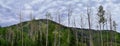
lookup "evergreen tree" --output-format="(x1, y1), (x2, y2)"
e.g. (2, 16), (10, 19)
(97, 5), (105, 46)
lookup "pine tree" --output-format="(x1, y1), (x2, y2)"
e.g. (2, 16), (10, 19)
(97, 5), (105, 46)
(97, 5), (106, 30)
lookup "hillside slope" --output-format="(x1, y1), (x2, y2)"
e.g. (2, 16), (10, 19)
(0, 19), (120, 46)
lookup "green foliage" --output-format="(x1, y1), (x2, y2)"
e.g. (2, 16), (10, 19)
(97, 5), (106, 24)
(0, 19), (120, 46)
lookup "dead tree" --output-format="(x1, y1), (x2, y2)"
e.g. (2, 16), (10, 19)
(54, 27), (57, 46)
(67, 6), (72, 45)
(73, 16), (78, 46)
(45, 12), (51, 46)
(46, 13), (49, 46)
(109, 12), (113, 46)
(29, 12), (34, 39)
(87, 6), (93, 46)
(80, 14), (84, 46)
(7, 27), (14, 46)
(19, 11), (24, 46)
(39, 19), (43, 46)
(57, 11), (61, 46)
(105, 12), (109, 46)
(113, 21), (117, 46)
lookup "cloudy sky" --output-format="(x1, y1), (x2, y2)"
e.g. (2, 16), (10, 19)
(0, 0), (120, 32)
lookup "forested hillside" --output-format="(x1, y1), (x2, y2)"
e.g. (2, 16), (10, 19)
(0, 19), (120, 46)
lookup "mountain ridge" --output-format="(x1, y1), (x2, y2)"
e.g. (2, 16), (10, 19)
(0, 19), (120, 46)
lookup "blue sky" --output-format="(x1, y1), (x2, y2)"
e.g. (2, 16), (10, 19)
(0, 0), (120, 32)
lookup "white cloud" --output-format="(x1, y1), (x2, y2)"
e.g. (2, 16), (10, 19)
(0, 0), (120, 32)
(24, 4), (32, 10)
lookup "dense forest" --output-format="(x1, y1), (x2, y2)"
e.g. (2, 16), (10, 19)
(0, 5), (120, 46)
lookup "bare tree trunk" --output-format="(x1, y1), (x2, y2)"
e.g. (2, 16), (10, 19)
(46, 19), (48, 46)
(58, 12), (61, 46)
(16, 24), (19, 46)
(53, 13), (58, 46)
(19, 11), (23, 46)
(109, 13), (113, 46)
(46, 13), (49, 46)
(73, 17), (78, 46)
(39, 21), (43, 46)
(67, 7), (72, 46)
(113, 21), (117, 46)
(103, 23), (105, 30)
(54, 29), (57, 46)
(106, 21), (109, 46)
(105, 15), (109, 46)
(8, 27), (14, 46)
(114, 30), (117, 46)
(99, 23), (103, 46)
(80, 14), (84, 46)
(96, 24), (100, 46)
(21, 16), (23, 46)
(67, 16), (70, 45)
(30, 13), (33, 37)
(12, 28), (14, 46)
(87, 7), (93, 46)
